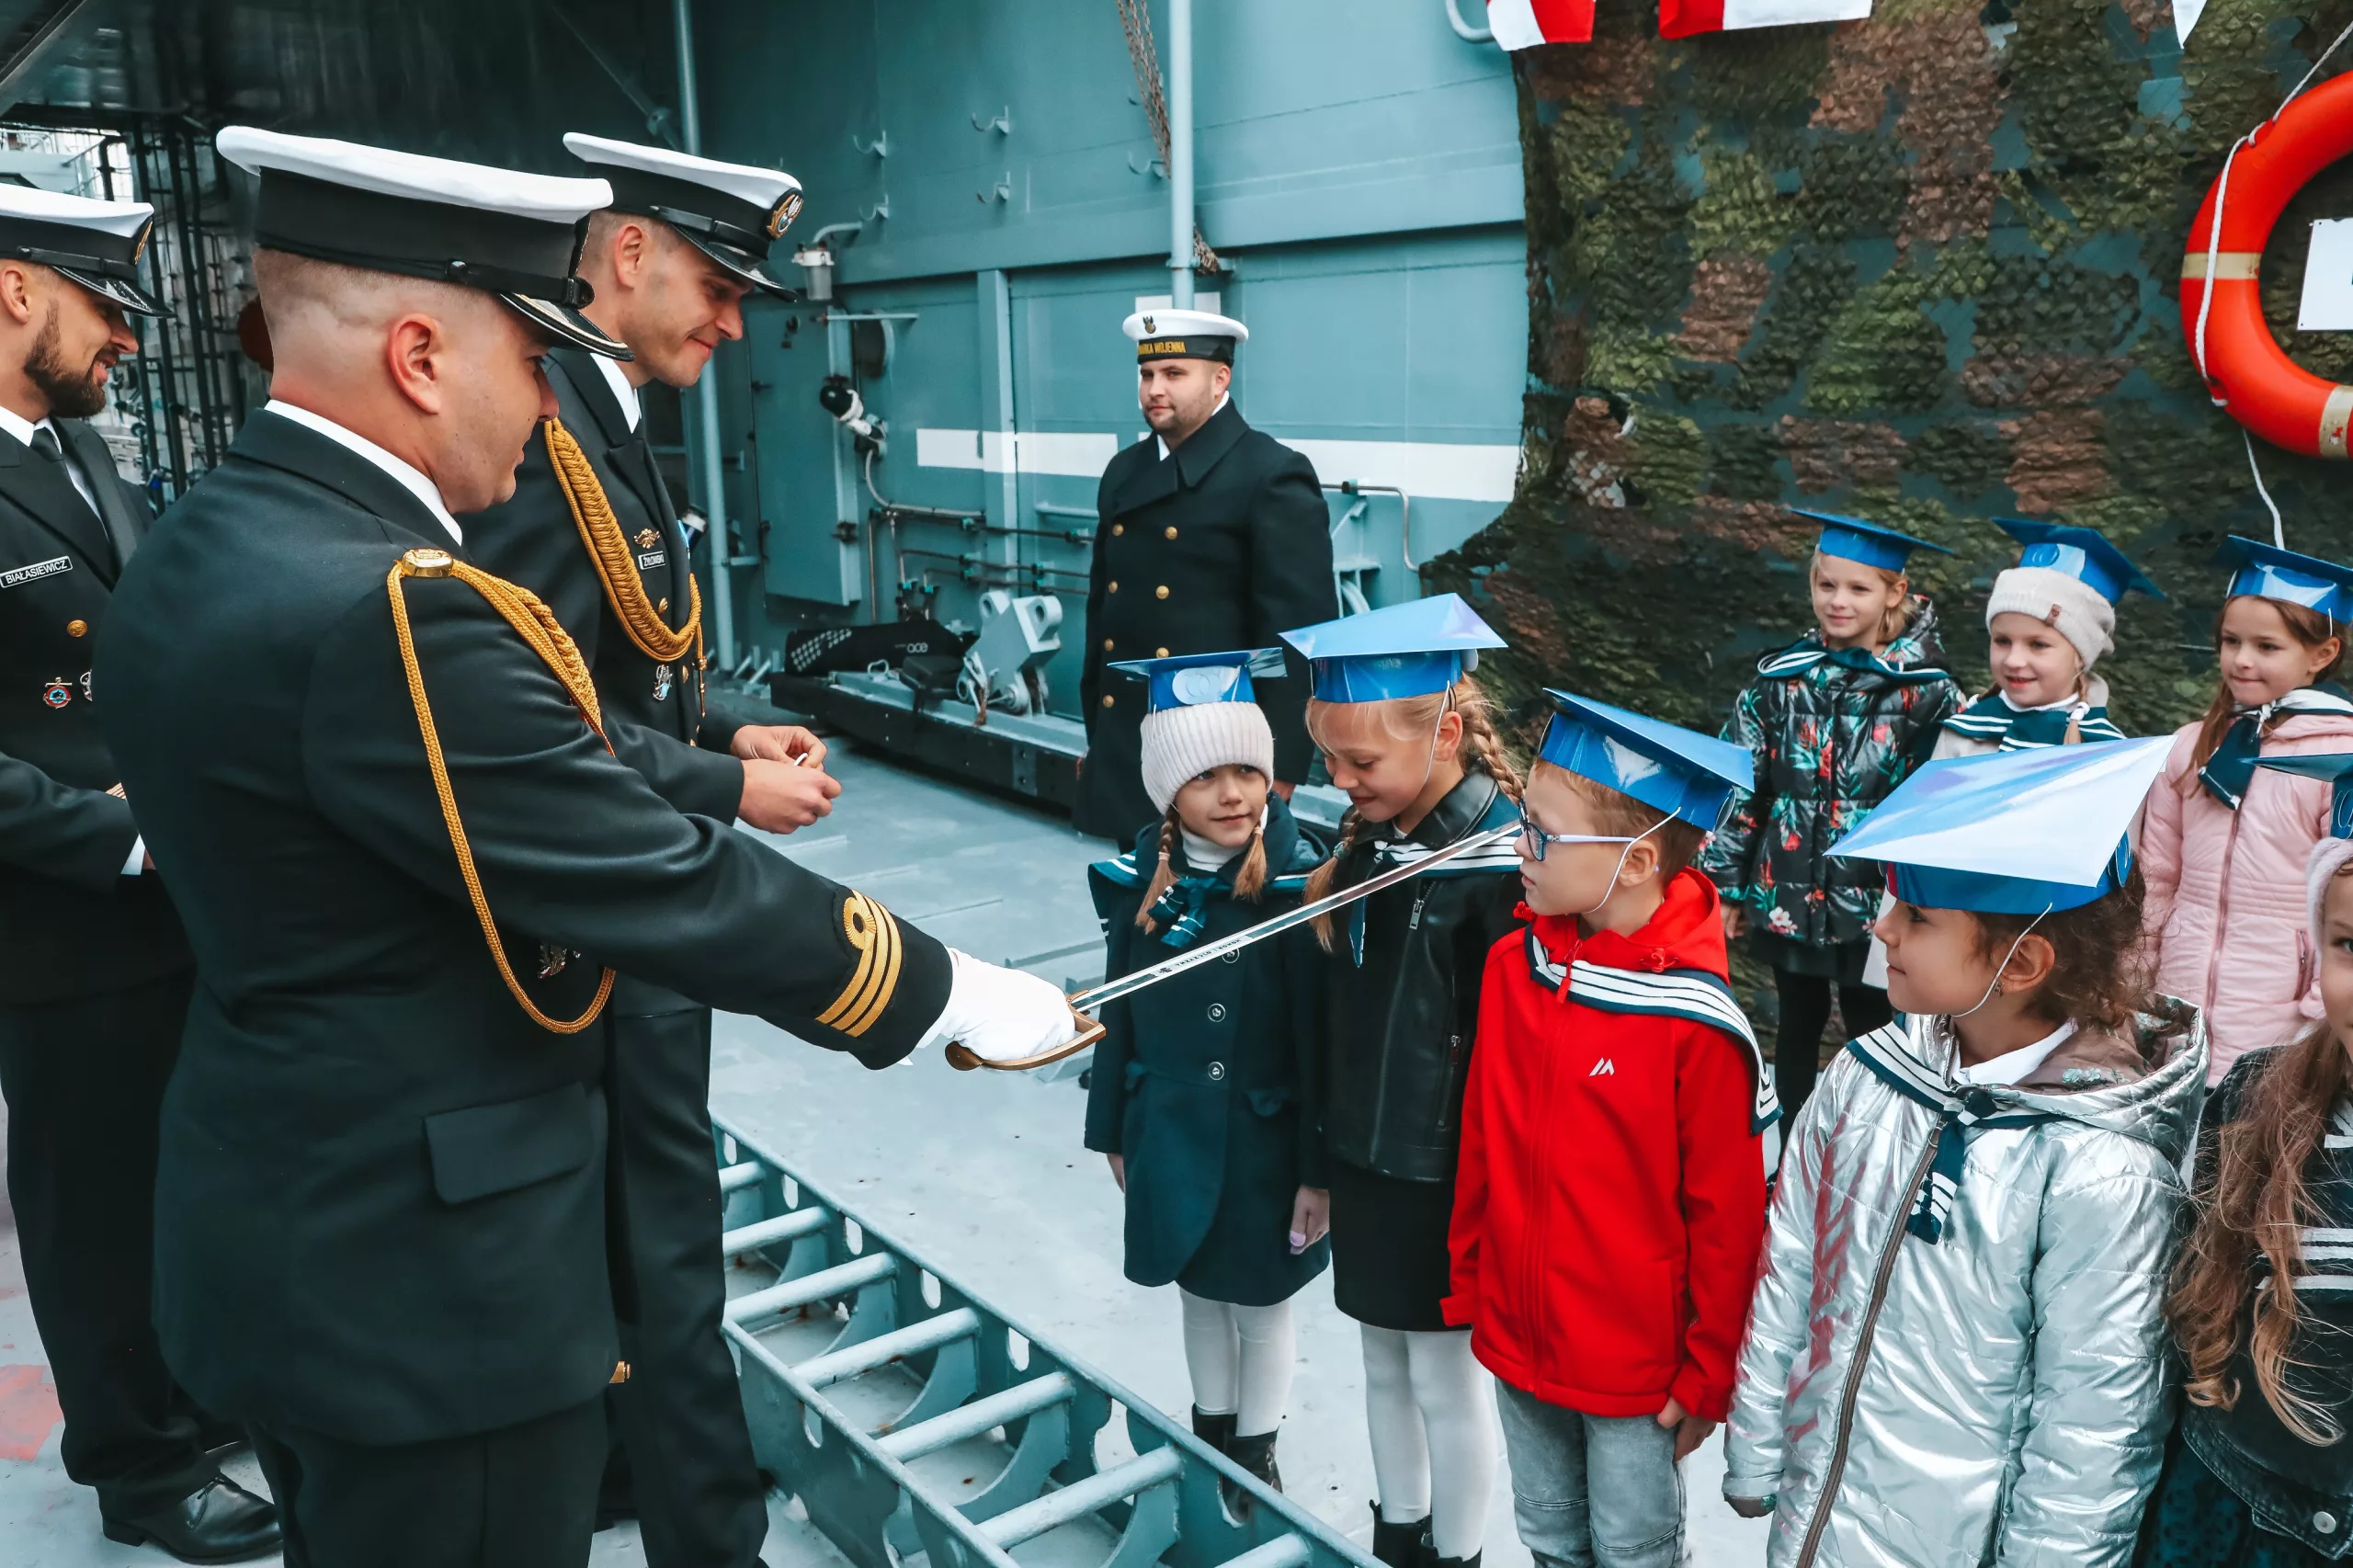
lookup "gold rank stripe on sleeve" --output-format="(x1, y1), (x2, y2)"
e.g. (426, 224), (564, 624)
(816, 891), (904, 1039)
(543, 417), (704, 671)
(386, 547), (617, 1035)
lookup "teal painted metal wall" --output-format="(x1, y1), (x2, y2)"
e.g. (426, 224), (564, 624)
(688, 0), (1528, 716)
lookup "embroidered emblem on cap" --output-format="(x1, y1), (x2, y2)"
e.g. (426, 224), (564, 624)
(766, 190), (801, 239)
(1142, 314), (1155, 333)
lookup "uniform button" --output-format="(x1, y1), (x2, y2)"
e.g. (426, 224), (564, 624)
(1108, 581), (1119, 593)
(1207, 1003), (1227, 1023)
(1154, 585), (1169, 599)
(1103, 638), (1115, 652)
(1112, 523), (1124, 536)
(2319, 1513), (2340, 1535)
(1165, 526), (1178, 540)
(65, 619), (86, 638)
(1155, 647), (1169, 657)
(1207, 1061), (1226, 1080)
(611, 1360), (632, 1383)
(1101, 694), (1116, 709)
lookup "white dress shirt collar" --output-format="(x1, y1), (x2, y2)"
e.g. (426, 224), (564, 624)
(262, 399), (462, 546)
(1955, 1019), (2076, 1087)
(0, 403), (98, 514)
(1156, 392), (1230, 462)
(594, 353), (642, 432)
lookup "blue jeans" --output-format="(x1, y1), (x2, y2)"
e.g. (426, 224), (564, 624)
(1495, 1381), (1688, 1568)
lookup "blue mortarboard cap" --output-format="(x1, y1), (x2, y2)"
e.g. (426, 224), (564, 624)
(2255, 752), (2353, 839)
(1108, 647), (1286, 714)
(1536, 690), (1755, 828)
(1994, 518), (2165, 605)
(1796, 509), (1956, 574)
(2215, 536), (2353, 620)
(1279, 594), (1506, 703)
(1826, 737), (2172, 915)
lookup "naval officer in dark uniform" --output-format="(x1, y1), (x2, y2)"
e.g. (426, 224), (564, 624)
(98, 127), (1075, 1568)
(468, 132), (824, 1568)
(1074, 308), (1335, 839)
(0, 186), (279, 1562)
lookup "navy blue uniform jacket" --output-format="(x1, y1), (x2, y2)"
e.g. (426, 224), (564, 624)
(1084, 793), (1330, 1305)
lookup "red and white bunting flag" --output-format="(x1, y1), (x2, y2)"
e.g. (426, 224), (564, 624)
(1488, 0), (1596, 47)
(1657, 0), (1870, 36)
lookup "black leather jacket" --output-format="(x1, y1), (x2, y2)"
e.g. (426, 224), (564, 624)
(1319, 772), (1524, 1183)
(2179, 1050), (2353, 1558)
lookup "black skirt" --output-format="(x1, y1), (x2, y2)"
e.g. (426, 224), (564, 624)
(1327, 1158), (1459, 1332)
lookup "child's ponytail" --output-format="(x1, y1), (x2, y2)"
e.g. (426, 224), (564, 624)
(1233, 820), (1269, 903)
(1303, 808), (1361, 952)
(1135, 808), (1182, 934)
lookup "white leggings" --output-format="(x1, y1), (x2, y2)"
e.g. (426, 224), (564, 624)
(1361, 1325), (1495, 1562)
(1179, 1288), (1297, 1437)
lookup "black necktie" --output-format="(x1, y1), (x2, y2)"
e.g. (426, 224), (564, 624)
(31, 426), (90, 516)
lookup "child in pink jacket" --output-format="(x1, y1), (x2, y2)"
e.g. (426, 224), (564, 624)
(2142, 537), (2353, 1084)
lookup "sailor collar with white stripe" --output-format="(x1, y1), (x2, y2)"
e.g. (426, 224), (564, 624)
(1942, 689), (2125, 750)
(262, 399), (462, 546)
(1520, 924), (1779, 1133)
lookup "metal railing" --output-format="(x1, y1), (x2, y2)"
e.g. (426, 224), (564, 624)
(712, 1113), (1373, 1568)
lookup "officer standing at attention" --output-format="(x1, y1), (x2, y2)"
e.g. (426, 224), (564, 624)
(97, 127), (1074, 1568)
(467, 131), (824, 1568)
(1074, 308), (1335, 839)
(0, 186), (279, 1562)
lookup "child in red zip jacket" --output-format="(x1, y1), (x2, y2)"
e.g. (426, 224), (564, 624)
(1446, 690), (1775, 1568)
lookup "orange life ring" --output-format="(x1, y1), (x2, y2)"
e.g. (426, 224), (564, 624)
(2181, 71), (2353, 459)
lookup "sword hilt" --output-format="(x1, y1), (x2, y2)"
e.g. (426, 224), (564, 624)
(944, 1002), (1106, 1073)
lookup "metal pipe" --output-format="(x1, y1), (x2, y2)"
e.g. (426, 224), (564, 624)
(675, 0), (736, 670)
(1167, 0), (1195, 308)
(807, 221), (862, 249)
(1321, 481), (1417, 572)
(1444, 0), (1495, 40)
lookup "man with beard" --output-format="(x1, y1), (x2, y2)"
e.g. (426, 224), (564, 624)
(1074, 309), (1335, 839)
(0, 186), (280, 1562)
(467, 134), (829, 1567)
(97, 128), (1073, 1567)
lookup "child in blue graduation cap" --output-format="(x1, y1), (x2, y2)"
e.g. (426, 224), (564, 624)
(1445, 692), (1769, 1568)
(2143, 805), (2353, 1568)
(1281, 594), (1525, 1568)
(1699, 512), (1962, 1120)
(1724, 740), (2207, 1567)
(2142, 537), (2353, 1085)
(1083, 650), (1330, 1506)
(1933, 519), (2157, 758)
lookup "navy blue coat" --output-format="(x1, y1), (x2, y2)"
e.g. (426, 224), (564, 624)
(1084, 795), (1330, 1306)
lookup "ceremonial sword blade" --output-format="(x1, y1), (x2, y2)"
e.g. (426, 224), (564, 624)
(1069, 823), (1520, 1012)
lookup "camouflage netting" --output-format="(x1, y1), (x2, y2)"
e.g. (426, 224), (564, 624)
(1436, 0), (2353, 741)
(1428, 0), (2353, 1018)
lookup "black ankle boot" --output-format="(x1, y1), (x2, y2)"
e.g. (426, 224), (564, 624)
(1370, 1505), (1430, 1568)
(1219, 1429), (1281, 1518)
(1191, 1407), (1236, 1455)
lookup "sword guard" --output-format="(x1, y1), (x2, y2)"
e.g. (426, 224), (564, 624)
(944, 1002), (1105, 1073)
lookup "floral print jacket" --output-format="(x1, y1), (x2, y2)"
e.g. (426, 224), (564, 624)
(1699, 597), (1961, 949)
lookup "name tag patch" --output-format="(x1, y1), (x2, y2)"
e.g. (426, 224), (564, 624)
(636, 551), (666, 571)
(2, 556), (70, 589)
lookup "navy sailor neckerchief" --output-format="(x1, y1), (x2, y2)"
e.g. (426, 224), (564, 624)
(1941, 690), (2125, 751)
(1755, 637), (1949, 686)
(2197, 683), (2353, 811)
(1341, 774), (1520, 966)
(1846, 1019), (2063, 1244)
(1092, 803), (1316, 950)
(1520, 918), (1780, 1135)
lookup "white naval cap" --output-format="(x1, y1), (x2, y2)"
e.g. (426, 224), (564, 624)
(563, 132), (801, 296)
(213, 125), (629, 359)
(1122, 306), (1247, 365)
(0, 185), (162, 316)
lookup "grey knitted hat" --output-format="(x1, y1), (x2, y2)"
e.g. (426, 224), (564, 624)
(1140, 700), (1276, 814)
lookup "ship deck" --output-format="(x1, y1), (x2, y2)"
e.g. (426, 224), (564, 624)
(0, 733), (1756, 1566)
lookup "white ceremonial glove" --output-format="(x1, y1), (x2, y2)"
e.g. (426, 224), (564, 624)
(917, 949), (1075, 1063)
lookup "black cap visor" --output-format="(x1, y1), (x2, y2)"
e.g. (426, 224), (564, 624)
(52, 264), (162, 317)
(674, 229), (793, 299)
(502, 293), (631, 359)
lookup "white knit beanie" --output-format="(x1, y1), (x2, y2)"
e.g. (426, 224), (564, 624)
(1984, 564), (2115, 671)
(1140, 700), (1276, 814)
(2309, 835), (2353, 964)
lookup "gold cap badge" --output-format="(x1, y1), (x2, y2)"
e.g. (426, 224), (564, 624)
(766, 191), (801, 240)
